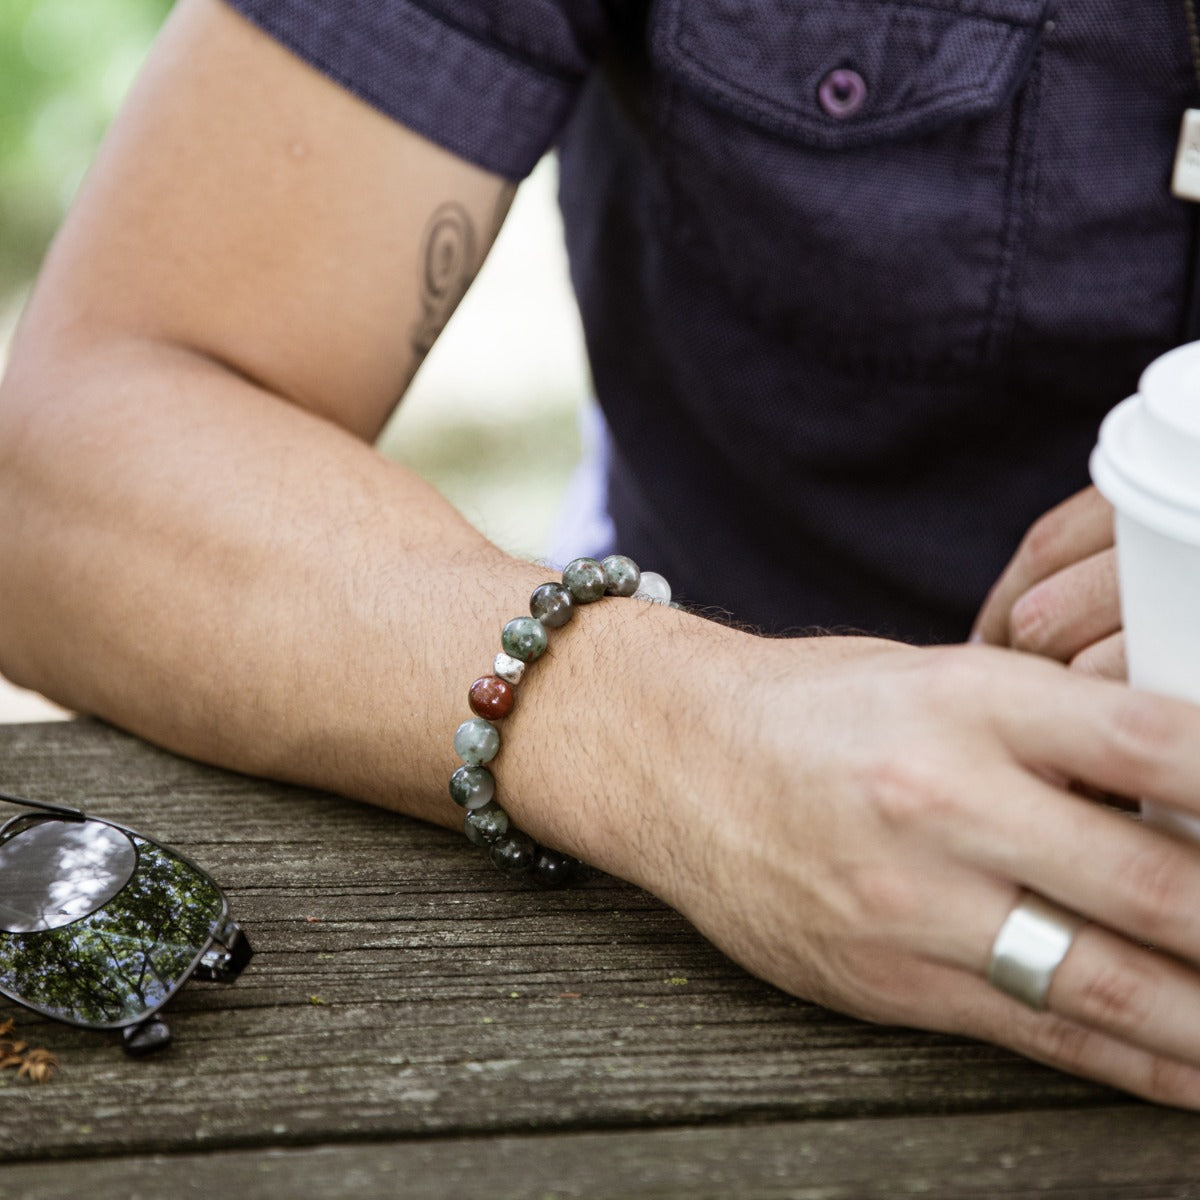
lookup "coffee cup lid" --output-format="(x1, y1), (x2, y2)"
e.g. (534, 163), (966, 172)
(1091, 342), (1200, 542)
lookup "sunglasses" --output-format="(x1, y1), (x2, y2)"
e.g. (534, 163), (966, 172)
(0, 791), (252, 1056)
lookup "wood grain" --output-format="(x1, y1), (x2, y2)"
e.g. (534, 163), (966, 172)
(3, 1108), (1199, 1200)
(0, 720), (1137, 1179)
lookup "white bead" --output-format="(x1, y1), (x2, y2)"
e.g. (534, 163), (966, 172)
(633, 571), (672, 605)
(493, 652), (526, 685)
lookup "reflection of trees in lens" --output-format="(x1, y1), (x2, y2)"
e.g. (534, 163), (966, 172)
(0, 839), (222, 1025)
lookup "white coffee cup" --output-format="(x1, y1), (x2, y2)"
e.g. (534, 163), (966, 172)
(1090, 341), (1200, 840)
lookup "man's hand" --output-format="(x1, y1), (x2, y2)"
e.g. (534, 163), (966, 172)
(643, 636), (1200, 1110)
(971, 487), (1124, 678)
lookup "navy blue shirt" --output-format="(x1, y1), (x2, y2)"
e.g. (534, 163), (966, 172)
(224, 0), (1197, 642)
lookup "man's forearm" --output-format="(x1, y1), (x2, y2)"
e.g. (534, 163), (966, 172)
(0, 332), (730, 880)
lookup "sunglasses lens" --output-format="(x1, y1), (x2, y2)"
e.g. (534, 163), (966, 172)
(0, 819), (137, 934)
(0, 818), (224, 1026)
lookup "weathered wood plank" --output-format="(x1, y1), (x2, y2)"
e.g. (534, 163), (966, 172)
(0, 721), (1112, 1163)
(3, 1107), (1199, 1200)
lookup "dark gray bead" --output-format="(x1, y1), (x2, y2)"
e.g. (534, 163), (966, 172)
(530, 848), (577, 888)
(562, 557), (607, 603)
(465, 801), (510, 846)
(449, 765), (495, 810)
(601, 554), (641, 597)
(530, 582), (574, 628)
(490, 831), (536, 874)
(501, 616), (548, 662)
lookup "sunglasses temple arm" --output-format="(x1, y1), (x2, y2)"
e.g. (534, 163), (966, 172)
(194, 918), (253, 983)
(0, 791), (86, 819)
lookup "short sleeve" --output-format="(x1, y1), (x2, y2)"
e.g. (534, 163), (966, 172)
(221, 0), (609, 180)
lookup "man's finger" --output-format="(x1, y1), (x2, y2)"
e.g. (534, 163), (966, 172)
(871, 954), (1200, 1109)
(938, 960), (1200, 1110)
(973, 487), (1115, 645)
(1006, 550), (1121, 662)
(1070, 632), (1127, 681)
(987, 655), (1200, 818)
(963, 765), (1200, 974)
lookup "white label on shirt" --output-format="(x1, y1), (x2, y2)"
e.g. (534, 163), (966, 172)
(1173, 109), (1200, 202)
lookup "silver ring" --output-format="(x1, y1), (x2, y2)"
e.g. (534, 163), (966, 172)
(986, 891), (1085, 1010)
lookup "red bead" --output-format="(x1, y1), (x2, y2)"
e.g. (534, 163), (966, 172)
(469, 675), (515, 720)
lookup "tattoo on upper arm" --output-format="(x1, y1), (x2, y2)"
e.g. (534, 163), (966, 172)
(410, 202), (478, 362)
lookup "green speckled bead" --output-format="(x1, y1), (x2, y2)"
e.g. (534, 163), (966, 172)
(449, 764), (495, 810)
(490, 831), (536, 874)
(602, 555), (641, 597)
(562, 557), (607, 603)
(465, 801), (509, 846)
(453, 717), (500, 766)
(501, 616), (548, 662)
(530, 582), (574, 628)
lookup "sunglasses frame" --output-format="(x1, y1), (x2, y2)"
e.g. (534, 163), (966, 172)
(0, 791), (252, 1053)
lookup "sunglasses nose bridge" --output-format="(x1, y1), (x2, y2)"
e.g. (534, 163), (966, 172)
(122, 1017), (172, 1057)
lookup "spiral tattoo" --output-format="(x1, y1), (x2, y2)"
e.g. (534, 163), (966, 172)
(411, 203), (477, 360)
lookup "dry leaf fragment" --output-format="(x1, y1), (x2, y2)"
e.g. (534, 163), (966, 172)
(18, 1050), (58, 1083)
(0, 1017), (60, 1082)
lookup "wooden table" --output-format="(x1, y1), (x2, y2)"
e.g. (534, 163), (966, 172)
(1, 719), (1197, 1199)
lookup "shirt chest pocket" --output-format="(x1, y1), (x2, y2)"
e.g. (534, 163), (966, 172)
(647, 0), (1053, 375)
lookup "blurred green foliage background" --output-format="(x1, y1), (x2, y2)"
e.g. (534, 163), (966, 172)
(0, 0), (586, 571)
(0, 0), (586, 722)
(0, 0), (172, 306)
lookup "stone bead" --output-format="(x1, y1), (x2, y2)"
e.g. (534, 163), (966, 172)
(465, 801), (509, 846)
(530, 848), (577, 889)
(493, 652), (526, 685)
(469, 675), (515, 720)
(633, 570), (672, 605)
(449, 765), (495, 811)
(490, 830), (536, 875)
(501, 616), (549, 663)
(562, 557), (607, 603)
(602, 554), (641, 597)
(454, 717), (500, 766)
(530, 582), (574, 629)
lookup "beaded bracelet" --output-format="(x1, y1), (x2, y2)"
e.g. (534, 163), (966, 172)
(449, 555), (672, 888)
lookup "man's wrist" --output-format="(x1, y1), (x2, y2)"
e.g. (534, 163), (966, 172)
(493, 594), (748, 888)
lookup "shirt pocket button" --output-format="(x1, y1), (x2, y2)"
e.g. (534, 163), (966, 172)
(817, 68), (867, 119)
